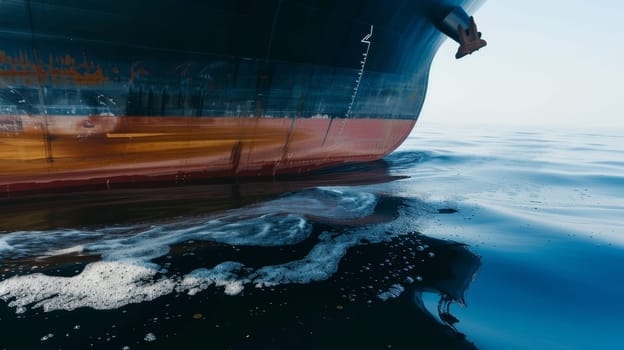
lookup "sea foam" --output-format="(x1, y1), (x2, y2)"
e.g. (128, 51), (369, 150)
(0, 261), (175, 313)
(0, 187), (395, 313)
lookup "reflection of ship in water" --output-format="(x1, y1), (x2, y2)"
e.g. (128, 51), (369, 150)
(0, 175), (481, 349)
(322, 232), (481, 350)
(412, 237), (481, 335)
(0, 158), (405, 231)
(1, 148), (463, 231)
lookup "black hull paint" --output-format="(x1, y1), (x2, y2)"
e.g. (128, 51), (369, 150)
(1, 0), (477, 120)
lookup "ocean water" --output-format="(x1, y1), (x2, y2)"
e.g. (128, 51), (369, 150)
(0, 122), (623, 349)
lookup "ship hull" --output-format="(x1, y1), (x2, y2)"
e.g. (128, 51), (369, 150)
(0, 0), (479, 195)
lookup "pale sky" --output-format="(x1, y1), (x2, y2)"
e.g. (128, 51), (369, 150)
(420, 0), (624, 130)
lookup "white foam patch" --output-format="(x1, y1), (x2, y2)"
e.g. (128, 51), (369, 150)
(250, 217), (414, 287)
(0, 188), (409, 313)
(179, 262), (247, 296)
(0, 261), (175, 313)
(252, 233), (355, 286)
(377, 284), (405, 301)
(43, 245), (85, 257)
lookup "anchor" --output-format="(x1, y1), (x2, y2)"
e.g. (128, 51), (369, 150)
(456, 16), (487, 59)
(435, 7), (487, 59)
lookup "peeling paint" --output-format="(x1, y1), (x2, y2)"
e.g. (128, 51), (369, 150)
(0, 51), (111, 86)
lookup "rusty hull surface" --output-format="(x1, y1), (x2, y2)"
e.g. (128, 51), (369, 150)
(0, 115), (415, 195)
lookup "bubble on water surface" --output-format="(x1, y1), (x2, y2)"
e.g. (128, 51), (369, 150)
(377, 284), (405, 301)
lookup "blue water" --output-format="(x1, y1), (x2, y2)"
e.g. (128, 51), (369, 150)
(1, 122), (623, 349)
(397, 123), (624, 349)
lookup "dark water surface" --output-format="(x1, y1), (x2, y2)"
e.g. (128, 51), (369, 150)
(1, 123), (623, 349)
